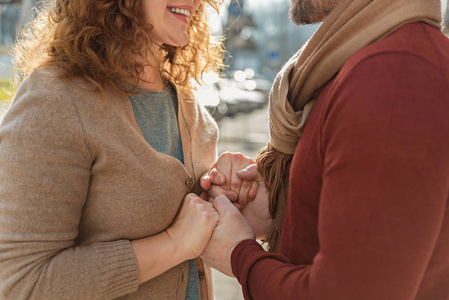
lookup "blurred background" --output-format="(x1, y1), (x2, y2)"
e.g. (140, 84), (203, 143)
(0, 0), (449, 299)
(1, 0), (449, 154)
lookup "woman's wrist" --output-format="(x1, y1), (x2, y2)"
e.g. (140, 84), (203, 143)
(130, 230), (186, 284)
(165, 226), (191, 261)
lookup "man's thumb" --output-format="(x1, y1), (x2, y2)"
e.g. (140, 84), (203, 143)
(237, 164), (262, 182)
(213, 194), (239, 215)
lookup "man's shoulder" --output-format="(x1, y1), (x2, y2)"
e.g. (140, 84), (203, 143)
(319, 22), (449, 127)
(342, 22), (449, 78)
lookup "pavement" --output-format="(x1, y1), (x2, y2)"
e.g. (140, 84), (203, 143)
(216, 107), (270, 159)
(212, 269), (244, 300)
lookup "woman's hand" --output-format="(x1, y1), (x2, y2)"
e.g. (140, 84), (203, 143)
(131, 194), (219, 284)
(166, 193), (219, 260)
(200, 152), (258, 208)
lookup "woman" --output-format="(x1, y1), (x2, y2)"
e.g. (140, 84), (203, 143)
(0, 0), (224, 299)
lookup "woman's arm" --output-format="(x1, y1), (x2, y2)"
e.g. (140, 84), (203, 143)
(0, 78), (139, 299)
(0, 75), (218, 299)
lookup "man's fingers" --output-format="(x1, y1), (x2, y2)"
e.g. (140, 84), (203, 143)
(238, 180), (253, 207)
(221, 189), (238, 202)
(212, 194), (240, 216)
(247, 180), (259, 201)
(228, 156), (245, 199)
(207, 185), (226, 199)
(237, 164), (261, 182)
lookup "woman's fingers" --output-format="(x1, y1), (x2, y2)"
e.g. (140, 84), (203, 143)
(174, 193), (219, 258)
(203, 153), (259, 206)
(200, 172), (212, 191)
(209, 168), (226, 186)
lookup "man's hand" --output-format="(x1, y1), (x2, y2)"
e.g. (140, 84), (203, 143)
(200, 195), (255, 277)
(238, 165), (273, 240)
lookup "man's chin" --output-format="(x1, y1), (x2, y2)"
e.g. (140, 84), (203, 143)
(289, 9), (327, 25)
(288, 0), (335, 25)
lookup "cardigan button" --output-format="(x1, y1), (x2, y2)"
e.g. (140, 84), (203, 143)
(198, 272), (205, 280)
(185, 177), (194, 188)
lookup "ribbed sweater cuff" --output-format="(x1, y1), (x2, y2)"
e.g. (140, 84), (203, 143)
(231, 239), (291, 300)
(94, 240), (139, 300)
(231, 240), (264, 300)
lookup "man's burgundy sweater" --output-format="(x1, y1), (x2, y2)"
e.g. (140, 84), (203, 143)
(232, 22), (449, 300)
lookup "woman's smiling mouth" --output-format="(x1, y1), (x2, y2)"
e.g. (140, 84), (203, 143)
(168, 7), (191, 17)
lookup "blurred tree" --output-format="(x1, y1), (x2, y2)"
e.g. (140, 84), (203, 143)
(0, 3), (19, 44)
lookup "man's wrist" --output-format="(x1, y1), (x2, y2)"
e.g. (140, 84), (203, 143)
(230, 239), (259, 278)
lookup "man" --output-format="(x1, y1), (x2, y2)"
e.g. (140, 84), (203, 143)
(200, 0), (449, 299)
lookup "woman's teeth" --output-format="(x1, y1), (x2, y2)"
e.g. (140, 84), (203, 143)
(168, 7), (191, 17)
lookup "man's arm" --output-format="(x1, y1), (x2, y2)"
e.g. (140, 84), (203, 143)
(210, 52), (449, 299)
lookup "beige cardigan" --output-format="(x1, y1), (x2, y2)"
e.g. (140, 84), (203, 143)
(0, 69), (218, 300)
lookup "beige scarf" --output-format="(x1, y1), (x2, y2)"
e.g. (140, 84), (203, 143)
(257, 0), (442, 252)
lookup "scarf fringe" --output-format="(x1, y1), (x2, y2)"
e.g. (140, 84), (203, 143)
(256, 144), (293, 253)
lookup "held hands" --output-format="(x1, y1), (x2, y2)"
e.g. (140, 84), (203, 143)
(201, 152), (258, 209)
(166, 193), (219, 261)
(200, 152), (273, 240)
(200, 194), (255, 277)
(195, 152), (272, 277)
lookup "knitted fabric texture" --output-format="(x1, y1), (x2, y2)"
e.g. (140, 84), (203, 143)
(257, 0), (442, 252)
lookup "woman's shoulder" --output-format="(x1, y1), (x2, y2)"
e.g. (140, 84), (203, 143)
(11, 68), (72, 113)
(8, 68), (106, 131)
(17, 68), (118, 109)
(17, 68), (92, 102)
(20, 68), (66, 94)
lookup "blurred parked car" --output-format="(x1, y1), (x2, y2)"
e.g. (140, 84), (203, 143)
(195, 68), (272, 122)
(230, 69), (272, 95)
(217, 78), (267, 114)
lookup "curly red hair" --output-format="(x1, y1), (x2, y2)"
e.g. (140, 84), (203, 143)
(13, 0), (224, 96)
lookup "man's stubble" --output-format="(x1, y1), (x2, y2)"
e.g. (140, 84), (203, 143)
(289, 0), (337, 25)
